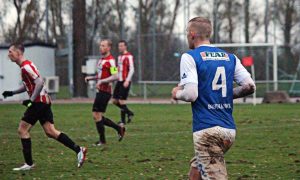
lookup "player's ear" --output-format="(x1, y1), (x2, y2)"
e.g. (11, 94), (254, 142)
(191, 31), (196, 40)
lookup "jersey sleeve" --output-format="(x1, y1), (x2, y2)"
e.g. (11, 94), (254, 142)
(234, 55), (252, 85)
(23, 64), (39, 80)
(126, 55), (134, 81)
(179, 53), (198, 86)
(109, 59), (118, 75)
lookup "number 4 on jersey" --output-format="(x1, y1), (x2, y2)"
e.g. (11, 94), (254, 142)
(212, 66), (227, 97)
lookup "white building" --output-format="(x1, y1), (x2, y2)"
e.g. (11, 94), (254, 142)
(0, 43), (56, 101)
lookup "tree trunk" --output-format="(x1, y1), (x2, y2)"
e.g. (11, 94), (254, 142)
(283, 0), (295, 46)
(73, 0), (87, 97)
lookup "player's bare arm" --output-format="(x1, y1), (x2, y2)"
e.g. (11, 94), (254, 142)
(124, 57), (134, 88)
(85, 75), (98, 82)
(233, 77), (256, 99)
(96, 74), (118, 89)
(30, 77), (44, 101)
(233, 56), (256, 99)
(2, 84), (26, 98)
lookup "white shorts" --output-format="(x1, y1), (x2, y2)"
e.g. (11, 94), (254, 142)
(191, 126), (236, 180)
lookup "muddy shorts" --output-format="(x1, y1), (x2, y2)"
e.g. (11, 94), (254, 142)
(190, 126), (236, 180)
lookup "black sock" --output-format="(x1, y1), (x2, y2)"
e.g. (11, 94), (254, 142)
(120, 104), (133, 115)
(21, 138), (33, 166)
(121, 110), (126, 123)
(103, 117), (120, 132)
(57, 133), (81, 154)
(96, 120), (106, 143)
(115, 103), (123, 109)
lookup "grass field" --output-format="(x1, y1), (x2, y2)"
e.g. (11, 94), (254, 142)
(0, 103), (300, 179)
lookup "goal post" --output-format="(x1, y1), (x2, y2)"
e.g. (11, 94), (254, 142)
(137, 43), (280, 104)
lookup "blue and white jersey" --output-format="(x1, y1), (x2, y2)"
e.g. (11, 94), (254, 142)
(179, 45), (251, 132)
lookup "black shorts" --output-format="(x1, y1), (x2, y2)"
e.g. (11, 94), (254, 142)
(113, 81), (131, 100)
(22, 102), (54, 126)
(92, 91), (112, 112)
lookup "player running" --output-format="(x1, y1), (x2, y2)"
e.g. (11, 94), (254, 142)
(172, 17), (256, 179)
(85, 39), (125, 146)
(2, 43), (87, 171)
(112, 40), (135, 124)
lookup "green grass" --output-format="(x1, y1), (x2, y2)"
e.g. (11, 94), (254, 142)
(0, 103), (300, 179)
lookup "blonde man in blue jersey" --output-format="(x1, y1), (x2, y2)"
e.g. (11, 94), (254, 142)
(172, 17), (256, 180)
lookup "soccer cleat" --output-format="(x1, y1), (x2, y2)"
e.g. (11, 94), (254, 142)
(127, 112), (134, 123)
(77, 147), (87, 168)
(13, 163), (35, 171)
(93, 141), (106, 147)
(118, 125), (126, 142)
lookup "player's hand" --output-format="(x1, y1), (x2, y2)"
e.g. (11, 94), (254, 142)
(96, 81), (102, 90)
(2, 91), (13, 98)
(123, 81), (130, 88)
(85, 76), (91, 83)
(171, 86), (181, 100)
(22, 99), (33, 108)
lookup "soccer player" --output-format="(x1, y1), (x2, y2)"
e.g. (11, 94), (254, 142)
(171, 17), (256, 179)
(112, 40), (135, 124)
(2, 43), (87, 171)
(85, 39), (125, 146)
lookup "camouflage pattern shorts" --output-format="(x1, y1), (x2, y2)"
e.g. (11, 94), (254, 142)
(190, 126), (236, 180)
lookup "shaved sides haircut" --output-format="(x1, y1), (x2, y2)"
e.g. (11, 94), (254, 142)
(10, 42), (25, 53)
(101, 39), (113, 47)
(188, 17), (212, 40)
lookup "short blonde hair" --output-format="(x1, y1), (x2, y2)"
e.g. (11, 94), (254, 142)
(188, 17), (212, 40)
(100, 39), (112, 47)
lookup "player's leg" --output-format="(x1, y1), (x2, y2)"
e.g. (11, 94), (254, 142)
(40, 103), (87, 167)
(102, 116), (125, 141)
(42, 121), (87, 167)
(93, 111), (106, 145)
(13, 104), (40, 171)
(119, 99), (134, 123)
(13, 120), (35, 170)
(113, 98), (126, 124)
(42, 122), (81, 153)
(119, 82), (134, 123)
(100, 90), (125, 141)
(113, 82), (127, 124)
(193, 126), (235, 179)
(189, 166), (202, 180)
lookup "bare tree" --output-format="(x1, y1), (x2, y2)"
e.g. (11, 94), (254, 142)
(136, 0), (182, 80)
(277, 0), (298, 46)
(5, 0), (45, 43)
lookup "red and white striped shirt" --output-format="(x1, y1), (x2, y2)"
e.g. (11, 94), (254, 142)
(117, 52), (134, 81)
(96, 54), (116, 94)
(20, 60), (51, 104)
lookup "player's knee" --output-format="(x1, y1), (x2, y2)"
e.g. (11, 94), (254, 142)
(112, 99), (119, 105)
(18, 126), (28, 137)
(17, 128), (24, 137)
(93, 113), (102, 122)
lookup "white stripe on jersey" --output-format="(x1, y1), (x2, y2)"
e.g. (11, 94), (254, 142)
(23, 64), (39, 80)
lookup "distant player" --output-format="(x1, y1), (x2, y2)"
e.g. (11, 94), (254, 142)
(85, 39), (125, 146)
(112, 40), (134, 124)
(2, 43), (87, 171)
(172, 17), (256, 179)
